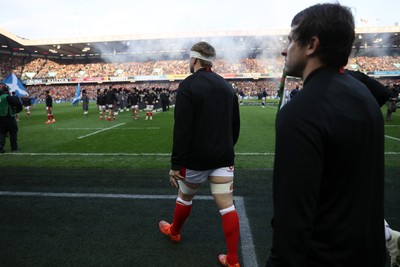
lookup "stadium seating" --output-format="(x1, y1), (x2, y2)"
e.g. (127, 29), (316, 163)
(0, 54), (399, 102)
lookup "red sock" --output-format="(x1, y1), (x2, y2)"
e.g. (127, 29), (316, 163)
(47, 114), (51, 120)
(222, 211), (240, 265)
(150, 112), (153, 116)
(170, 201), (192, 236)
(51, 115), (54, 120)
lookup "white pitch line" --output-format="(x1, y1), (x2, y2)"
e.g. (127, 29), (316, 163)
(235, 196), (258, 267)
(3, 152), (400, 156)
(1, 152), (273, 156)
(58, 127), (160, 130)
(0, 191), (258, 267)
(58, 128), (104, 130)
(237, 152), (275, 156)
(0, 152), (400, 157)
(385, 135), (400, 142)
(77, 123), (126, 139)
(109, 127), (160, 130)
(2, 153), (171, 156)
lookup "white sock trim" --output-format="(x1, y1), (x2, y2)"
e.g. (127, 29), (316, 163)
(386, 228), (400, 256)
(219, 205), (235, 215)
(385, 219), (390, 241)
(176, 197), (192, 206)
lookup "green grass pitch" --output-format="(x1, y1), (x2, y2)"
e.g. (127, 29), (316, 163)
(0, 101), (399, 266)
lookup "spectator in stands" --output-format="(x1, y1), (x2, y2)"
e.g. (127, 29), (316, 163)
(1, 49), (399, 107)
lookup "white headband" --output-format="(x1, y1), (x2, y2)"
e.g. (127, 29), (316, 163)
(190, 51), (214, 62)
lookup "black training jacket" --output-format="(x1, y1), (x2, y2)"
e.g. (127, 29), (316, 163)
(267, 67), (386, 267)
(171, 68), (240, 171)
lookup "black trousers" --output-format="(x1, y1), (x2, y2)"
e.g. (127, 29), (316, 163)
(0, 116), (18, 150)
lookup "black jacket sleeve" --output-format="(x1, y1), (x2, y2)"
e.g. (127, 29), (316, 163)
(346, 70), (391, 107)
(7, 95), (23, 113)
(232, 94), (240, 145)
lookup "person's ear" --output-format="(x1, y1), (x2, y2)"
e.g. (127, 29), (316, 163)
(307, 36), (320, 56)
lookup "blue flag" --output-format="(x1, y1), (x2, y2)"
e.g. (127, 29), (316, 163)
(3, 73), (28, 97)
(71, 83), (81, 106)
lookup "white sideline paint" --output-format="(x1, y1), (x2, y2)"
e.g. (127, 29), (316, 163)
(77, 123), (126, 139)
(235, 197), (258, 267)
(3, 151), (400, 156)
(385, 135), (400, 142)
(0, 191), (258, 267)
(58, 127), (160, 130)
(2, 152), (172, 156)
(2, 152), (274, 156)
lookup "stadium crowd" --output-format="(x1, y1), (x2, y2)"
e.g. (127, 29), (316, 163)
(0, 54), (399, 102)
(11, 57), (282, 79)
(2, 54), (400, 80)
(24, 78), (400, 105)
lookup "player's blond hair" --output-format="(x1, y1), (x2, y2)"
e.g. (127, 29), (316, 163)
(190, 42), (215, 68)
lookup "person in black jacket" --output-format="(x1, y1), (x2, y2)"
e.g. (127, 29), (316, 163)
(127, 88), (140, 119)
(266, 3), (386, 267)
(0, 83), (22, 153)
(289, 85), (300, 99)
(159, 41), (241, 267)
(346, 70), (391, 107)
(160, 89), (170, 112)
(81, 90), (89, 116)
(346, 69), (400, 267)
(44, 90), (55, 124)
(105, 87), (118, 121)
(385, 85), (399, 122)
(21, 95), (31, 117)
(143, 89), (158, 120)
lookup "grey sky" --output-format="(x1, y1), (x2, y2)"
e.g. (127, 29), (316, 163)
(1, 0), (399, 40)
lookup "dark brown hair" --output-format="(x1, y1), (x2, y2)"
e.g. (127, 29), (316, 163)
(291, 3), (355, 68)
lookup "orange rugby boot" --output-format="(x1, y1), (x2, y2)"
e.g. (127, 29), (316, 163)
(159, 220), (180, 243)
(218, 254), (240, 267)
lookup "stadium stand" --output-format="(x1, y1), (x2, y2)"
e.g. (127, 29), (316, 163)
(0, 27), (399, 101)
